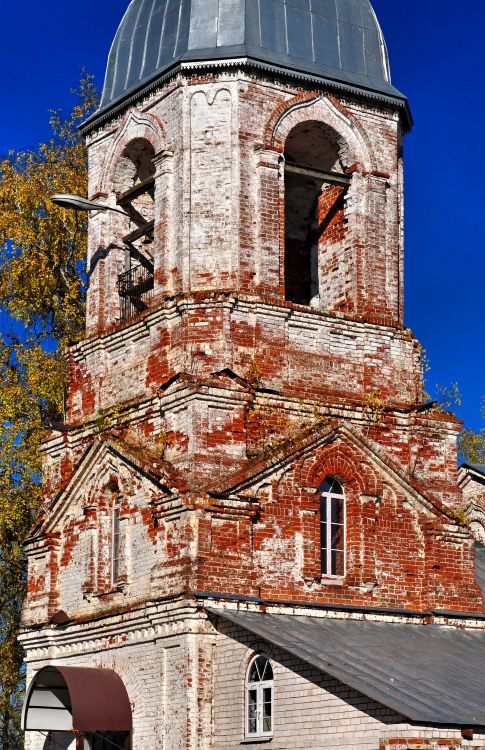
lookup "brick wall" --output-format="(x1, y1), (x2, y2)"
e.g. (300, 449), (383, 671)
(21, 601), (215, 750)
(212, 619), (485, 750)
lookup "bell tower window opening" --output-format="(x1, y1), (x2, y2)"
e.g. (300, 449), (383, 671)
(284, 122), (350, 307)
(320, 477), (345, 578)
(113, 138), (156, 321)
(246, 655), (274, 738)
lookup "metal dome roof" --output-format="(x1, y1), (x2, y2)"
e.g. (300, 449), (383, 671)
(95, 0), (406, 125)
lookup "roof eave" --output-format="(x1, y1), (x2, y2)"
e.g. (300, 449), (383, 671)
(80, 57), (412, 137)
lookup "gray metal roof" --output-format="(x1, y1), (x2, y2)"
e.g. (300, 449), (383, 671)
(475, 543), (485, 605)
(209, 608), (485, 726)
(99, 0), (404, 113)
(471, 464), (485, 476)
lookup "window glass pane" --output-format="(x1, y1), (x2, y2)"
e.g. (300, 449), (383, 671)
(248, 661), (259, 683)
(331, 496), (344, 525)
(321, 477), (343, 495)
(263, 715), (272, 732)
(255, 655), (266, 679)
(262, 660), (273, 681)
(112, 498), (122, 584)
(331, 549), (345, 577)
(320, 518), (327, 544)
(263, 687), (272, 732)
(321, 495), (328, 575)
(320, 495), (328, 552)
(247, 659), (273, 738)
(321, 547), (328, 576)
(248, 688), (257, 733)
(249, 655), (270, 683)
(331, 522), (344, 551)
(320, 481), (345, 577)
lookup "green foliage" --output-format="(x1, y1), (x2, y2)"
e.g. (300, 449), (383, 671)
(459, 399), (485, 465)
(0, 74), (97, 346)
(0, 75), (97, 749)
(434, 382), (462, 413)
(427, 380), (484, 466)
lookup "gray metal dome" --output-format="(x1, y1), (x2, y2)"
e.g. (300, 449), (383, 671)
(96, 0), (406, 121)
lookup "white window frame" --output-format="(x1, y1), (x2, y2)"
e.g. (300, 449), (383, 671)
(320, 479), (346, 578)
(245, 655), (274, 739)
(111, 496), (122, 586)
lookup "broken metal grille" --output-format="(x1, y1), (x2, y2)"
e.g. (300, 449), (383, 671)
(117, 264), (154, 321)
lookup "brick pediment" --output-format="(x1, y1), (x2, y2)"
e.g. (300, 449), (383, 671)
(207, 422), (456, 523)
(40, 437), (187, 535)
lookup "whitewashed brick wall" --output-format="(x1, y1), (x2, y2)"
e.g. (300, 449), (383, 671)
(212, 620), (485, 750)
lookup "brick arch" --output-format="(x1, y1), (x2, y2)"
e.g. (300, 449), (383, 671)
(239, 643), (277, 677)
(101, 109), (168, 193)
(466, 504), (485, 544)
(264, 93), (375, 172)
(81, 452), (121, 510)
(301, 439), (382, 497)
(263, 90), (320, 149)
(470, 521), (485, 544)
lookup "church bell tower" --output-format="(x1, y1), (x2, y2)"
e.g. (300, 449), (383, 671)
(20, 3), (484, 750)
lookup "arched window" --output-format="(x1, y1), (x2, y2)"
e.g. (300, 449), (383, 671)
(246, 655), (274, 738)
(320, 477), (345, 577)
(111, 495), (122, 586)
(114, 138), (156, 320)
(284, 122), (350, 308)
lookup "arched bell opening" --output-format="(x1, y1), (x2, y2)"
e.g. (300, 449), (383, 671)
(284, 121), (351, 309)
(23, 666), (132, 748)
(113, 138), (156, 321)
(114, 138), (156, 225)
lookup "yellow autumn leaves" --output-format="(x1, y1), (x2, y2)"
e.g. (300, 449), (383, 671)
(0, 74), (98, 746)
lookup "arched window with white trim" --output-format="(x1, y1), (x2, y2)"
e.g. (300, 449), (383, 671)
(320, 477), (346, 577)
(111, 495), (122, 586)
(246, 655), (274, 738)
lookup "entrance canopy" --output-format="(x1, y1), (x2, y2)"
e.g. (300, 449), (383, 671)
(22, 666), (132, 733)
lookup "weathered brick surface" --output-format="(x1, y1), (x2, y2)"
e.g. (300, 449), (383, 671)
(84, 75), (404, 336)
(21, 601), (215, 750)
(458, 466), (485, 542)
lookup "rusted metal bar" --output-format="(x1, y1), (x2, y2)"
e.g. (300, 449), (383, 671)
(284, 163), (351, 186)
(116, 177), (155, 205)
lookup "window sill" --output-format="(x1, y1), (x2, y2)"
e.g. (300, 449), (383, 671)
(241, 738), (273, 744)
(304, 575), (345, 586)
(319, 577), (345, 586)
(86, 584), (126, 599)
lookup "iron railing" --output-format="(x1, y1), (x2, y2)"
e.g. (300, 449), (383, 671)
(117, 264), (154, 321)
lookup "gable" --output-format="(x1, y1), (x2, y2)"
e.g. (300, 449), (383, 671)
(42, 437), (184, 535)
(207, 422), (452, 522)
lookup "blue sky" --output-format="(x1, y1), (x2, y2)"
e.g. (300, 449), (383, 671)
(1, 0), (483, 430)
